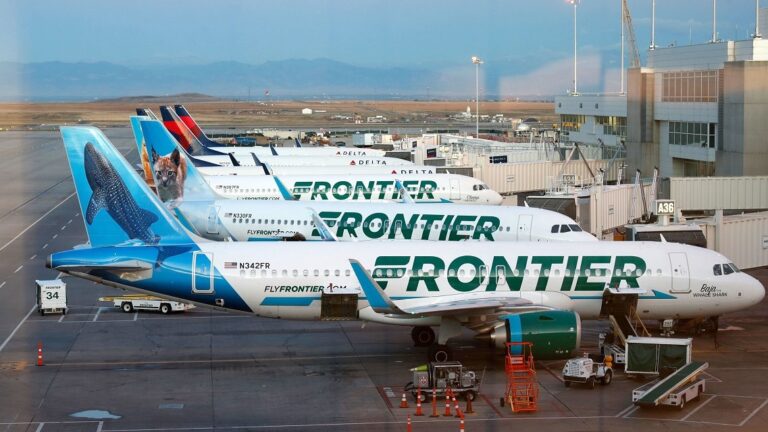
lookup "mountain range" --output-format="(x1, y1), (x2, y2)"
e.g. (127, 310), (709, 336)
(0, 56), (617, 101)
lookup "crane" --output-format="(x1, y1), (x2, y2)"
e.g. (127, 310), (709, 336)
(622, 0), (641, 68)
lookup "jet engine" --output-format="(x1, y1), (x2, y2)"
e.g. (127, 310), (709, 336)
(488, 311), (581, 360)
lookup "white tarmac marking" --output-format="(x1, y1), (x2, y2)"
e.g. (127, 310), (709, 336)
(58, 314), (65, 323)
(34, 423), (44, 432)
(0, 304), (36, 353)
(42, 244), (48, 249)
(52, 234), (58, 239)
(615, 404), (636, 417)
(67, 219), (73, 224)
(133, 312), (138, 321)
(680, 394), (716, 421)
(0, 191), (75, 254)
(92, 307), (104, 322)
(13, 265), (23, 273)
(0, 282), (5, 289)
(30, 254), (37, 260)
(60, 226), (66, 231)
(739, 398), (768, 426)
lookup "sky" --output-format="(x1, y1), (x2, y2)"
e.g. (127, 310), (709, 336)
(0, 0), (761, 67)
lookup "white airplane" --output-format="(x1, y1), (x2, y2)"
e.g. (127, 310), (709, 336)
(52, 125), (766, 362)
(169, 105), (388, 157)
(158, 106), (408, 167)
(140, 118), (589, 240)
(131, 116), (497, 204)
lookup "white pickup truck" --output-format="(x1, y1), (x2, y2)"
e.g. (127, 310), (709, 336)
(100, 296), (194, 314)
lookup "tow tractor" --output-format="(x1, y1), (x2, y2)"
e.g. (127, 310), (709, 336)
(99, 295), (194, 314)
(562, 353), (614, 389)
(405, 361), (480, 401)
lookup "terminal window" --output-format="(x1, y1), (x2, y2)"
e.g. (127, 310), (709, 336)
(668, 122), (716, 148)
(662, 70), (718, 103)
(595, 116), (626, 139)
(560, 114), (585, 132)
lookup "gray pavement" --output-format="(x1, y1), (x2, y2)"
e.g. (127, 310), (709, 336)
(0, 129), (766, 432)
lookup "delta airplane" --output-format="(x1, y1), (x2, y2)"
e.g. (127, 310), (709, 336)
(131, 116), (500, 204)
(138, 118), (590, 242)
(50, 125), (765, 361)
(159, 106), (407, 167)
(172, 105), (387, 157)
(131, 118), (462, 199)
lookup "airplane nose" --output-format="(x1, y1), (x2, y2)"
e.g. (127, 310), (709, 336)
(748, 274), (766, 306)
(489, 191), (503, 205)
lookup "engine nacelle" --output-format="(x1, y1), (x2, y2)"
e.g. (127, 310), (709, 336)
(489, 311), (581, 360)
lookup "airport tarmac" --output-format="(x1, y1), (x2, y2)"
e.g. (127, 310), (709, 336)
(0, 128), (766, 431)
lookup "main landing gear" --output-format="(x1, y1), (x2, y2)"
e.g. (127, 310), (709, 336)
(412, 326), (454, 362)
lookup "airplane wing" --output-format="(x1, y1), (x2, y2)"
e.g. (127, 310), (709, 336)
(348, 259), (568, 317)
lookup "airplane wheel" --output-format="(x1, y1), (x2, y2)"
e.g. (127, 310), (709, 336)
(412, 326), (435, 347)
(428, 344), (452, 363)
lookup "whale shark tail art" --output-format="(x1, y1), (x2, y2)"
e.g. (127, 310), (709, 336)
(61, 126), (193, 247)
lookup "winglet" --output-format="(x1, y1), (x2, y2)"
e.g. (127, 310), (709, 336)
(227, 153), (240, 167)
(310, 210), (338, 241)
(273, 176), (294, 200)
(269, 144), (278, 156)
(348, 259), (404, 314)
(295, 138), (302, 148)
(659, 234), (667, 243)
(395, 180), (415, 204)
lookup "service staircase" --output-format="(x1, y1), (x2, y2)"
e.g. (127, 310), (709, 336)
(504, 342), (538, 413)
(600, 289), (651, 344)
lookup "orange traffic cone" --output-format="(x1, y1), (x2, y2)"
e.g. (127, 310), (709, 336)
(430, 388), (439, 417)
(465, 394), (475, 414)
(459, 418), (465, 432)
(400, 393), (409, 409)
(36, 342), (43, 366)
(414, 387), (424, 416)
(406, 415), (412, 432)
(453, 395), (463, 419)
(443, 392), (452, 416)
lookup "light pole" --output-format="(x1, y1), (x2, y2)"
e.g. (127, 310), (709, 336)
(570, 0), (579, 95)
(471, 56), (483, 138)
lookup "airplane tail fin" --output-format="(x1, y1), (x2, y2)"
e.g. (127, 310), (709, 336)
(136, 108), (158, 120)
(294, 138), (302, 148)
(60, 126), (192, 247)
(139, 119), (218, 203)
(173, 104), (223, 148)
(129, 115), (156, 187)
(157, 106), (217, 156)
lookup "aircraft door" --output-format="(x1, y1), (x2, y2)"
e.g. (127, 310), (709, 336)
(449, 178), (460, 200)
(517, 215), (532, 241)
(192, 251), (215, 294)
(668, 252), (690, 293)
(206, 205), (220, 234)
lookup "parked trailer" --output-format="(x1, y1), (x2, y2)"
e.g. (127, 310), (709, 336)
(36, 279), (67, 316)
(625, 336), (692, 377)
(99, 295), (194, 314)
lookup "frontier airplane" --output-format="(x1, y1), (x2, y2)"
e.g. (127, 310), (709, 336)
(50, 126), (765, 361)
(138, 118), (592, 242)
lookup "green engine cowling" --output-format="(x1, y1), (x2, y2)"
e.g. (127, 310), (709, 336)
(489, 311), (581, 360)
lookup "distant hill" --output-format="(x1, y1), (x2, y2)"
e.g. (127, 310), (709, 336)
(95, 93), (222, 103)
(0, 56), (614, 101)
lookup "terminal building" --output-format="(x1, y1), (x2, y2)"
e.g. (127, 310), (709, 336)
(556, 14), (768, 178)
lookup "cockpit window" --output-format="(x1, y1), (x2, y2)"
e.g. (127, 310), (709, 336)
(713, 264), (722, 276)
(551, 225), (559, 233)
(569, 224), (583, 232)
(560, 224), (571, 233)
(473, 184), (489, 191)
(723, 263), (735, 275)
(729, 262), (740, 272)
